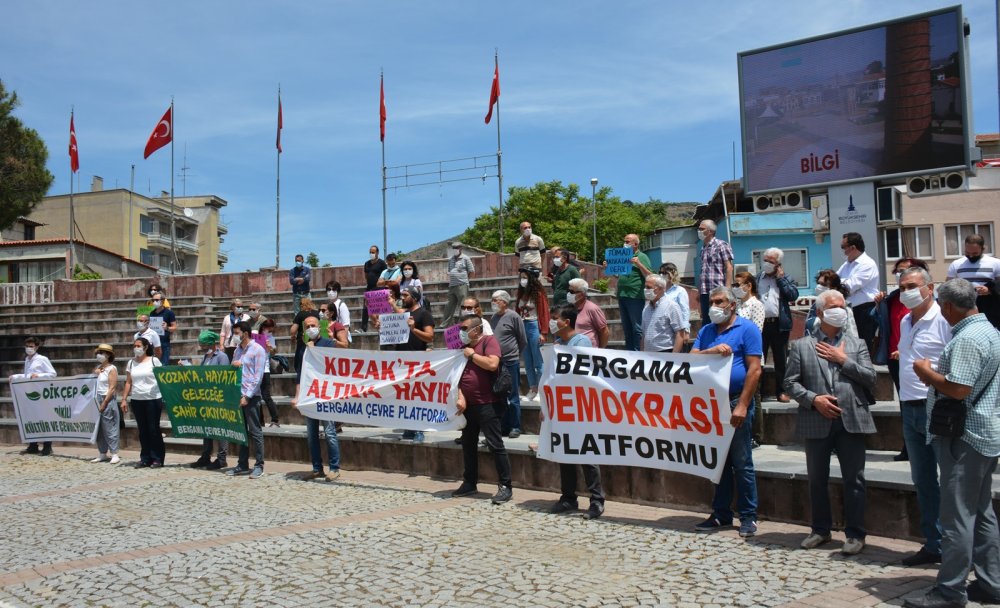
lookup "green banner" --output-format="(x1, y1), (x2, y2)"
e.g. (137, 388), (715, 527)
(154, 365), (247, 446)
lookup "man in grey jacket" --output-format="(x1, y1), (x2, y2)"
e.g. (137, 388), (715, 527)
(785, 288), (876, 556)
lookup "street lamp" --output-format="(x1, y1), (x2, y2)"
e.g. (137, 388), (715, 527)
(590, 178), (598, 262)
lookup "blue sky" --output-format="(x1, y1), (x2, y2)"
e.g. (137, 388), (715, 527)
(3, 1), (998, 271)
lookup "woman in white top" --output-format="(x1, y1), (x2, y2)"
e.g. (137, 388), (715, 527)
(398, 260), (424, 306)
(122, 337), (164, 468)
(91, 344), (121, 464)
(733, 271), (765, 331)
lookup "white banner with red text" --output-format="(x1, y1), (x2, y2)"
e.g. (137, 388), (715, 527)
(537, 346), (735, 484)
(11, 374), (101, 444)
(296, 347), (466, 431)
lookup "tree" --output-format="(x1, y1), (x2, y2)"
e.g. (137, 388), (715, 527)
(306, 252), (320, 267)
(0, 80), (54, 231)
(462, 180), (673, 263)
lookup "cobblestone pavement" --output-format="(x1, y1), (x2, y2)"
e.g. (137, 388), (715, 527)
(0, 445), (983, 608)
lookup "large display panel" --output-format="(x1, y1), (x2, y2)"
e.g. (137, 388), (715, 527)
(738, 6), (969, 194)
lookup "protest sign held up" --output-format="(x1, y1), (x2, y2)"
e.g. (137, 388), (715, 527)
(379, 312), (411, 346)
(364, 289), (393, 315)
(603, 247), (634, 276)
(443, 324), (464, 349)
(154, 366), (247, 445)
(11, 374), (100, 444)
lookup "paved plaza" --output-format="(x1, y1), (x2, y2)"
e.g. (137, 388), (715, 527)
(0, 445), (982, 608)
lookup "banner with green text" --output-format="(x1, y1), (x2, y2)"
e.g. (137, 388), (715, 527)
(11, 374), (100, 443)
(154, 366), (247, 445)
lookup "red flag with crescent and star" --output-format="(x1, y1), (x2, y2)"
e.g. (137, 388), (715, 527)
(277, 95), (283, 153)
(68, 114), (79, 173)
(484, 63), (500, 124)
(379, 76), (386, 142)
(143, 106), (172, 159)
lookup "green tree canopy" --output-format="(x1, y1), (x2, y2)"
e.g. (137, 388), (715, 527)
(462, 180), (675, 263)
(0, 80), (54, 231)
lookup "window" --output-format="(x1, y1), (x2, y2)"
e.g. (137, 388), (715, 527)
(140, 248), (155, 266)
(23, 225), (35, 240)
(139, 215), (155, 235)
(751, 248), (808, 287)
(945, 223), (994, 257)
(884, 226), (933, 260)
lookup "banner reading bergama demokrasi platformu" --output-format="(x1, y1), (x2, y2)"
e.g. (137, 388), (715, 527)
(537, 346), (735, 484)
(297, 347), (466, 431)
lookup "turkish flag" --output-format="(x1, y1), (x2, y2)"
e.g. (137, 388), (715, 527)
(143, 106), (172, 159)
(379, 77), (386, 142)
(277, 96), (283, 153)
(484, 64), (500, 124)
(69, 114), (80, 173)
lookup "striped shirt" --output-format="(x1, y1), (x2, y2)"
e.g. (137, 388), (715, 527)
(233, 340), (268, 399)
(928, 313), (1000, 456)
(946, 254), (1000, 287)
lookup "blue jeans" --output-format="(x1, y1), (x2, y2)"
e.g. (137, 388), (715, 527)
(160, 341), (171, 365)
(711, 399), (758, 524)
(901, 401), (942, 554)
(306, 417), (340, 472)
(501, 359), (521, 434)
(522, 320), (543, 389)
(619, 296), (644, 351)
(700, 293), (711, 329)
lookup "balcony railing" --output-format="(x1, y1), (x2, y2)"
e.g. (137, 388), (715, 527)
(146, 232), (199, 254)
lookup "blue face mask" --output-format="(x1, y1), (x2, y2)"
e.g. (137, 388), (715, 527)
(295, 261), (303, 268)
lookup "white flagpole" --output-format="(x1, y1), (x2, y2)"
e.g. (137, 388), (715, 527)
(170, 98), (177, 274)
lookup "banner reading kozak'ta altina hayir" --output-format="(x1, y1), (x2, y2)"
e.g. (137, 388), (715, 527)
(538, 346), (735, 484)
(11, 374), (100, 444)
(296, 347), (467, 431)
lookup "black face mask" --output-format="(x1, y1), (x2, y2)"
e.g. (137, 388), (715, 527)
(968, 255), (982, 263)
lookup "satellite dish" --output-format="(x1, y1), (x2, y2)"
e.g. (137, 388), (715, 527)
(183, 208), (194, 218)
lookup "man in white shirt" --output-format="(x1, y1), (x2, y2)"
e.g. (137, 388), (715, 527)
(946, 233), (1000, 329)
(837, 232), (880, 353)
(134, 314), (162, 360)
(10, 337), (57, 455)
(895, 267), (951, 568)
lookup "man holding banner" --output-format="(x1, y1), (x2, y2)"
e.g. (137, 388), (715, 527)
(11, 337), (58, 455)
(189, 331), (232, 470)
(296, 315), (342, 481)
(691, 286), (763, 538)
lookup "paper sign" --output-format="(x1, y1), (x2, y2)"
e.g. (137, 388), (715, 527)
(148, 316), (165, 336)
(365, 290), (393, 315)
(604, 247), (634, 276)
(444, 324), (464, 349)
(379, 312), (411, 345)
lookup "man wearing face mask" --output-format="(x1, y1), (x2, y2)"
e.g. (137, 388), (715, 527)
(837, 232), (880, 354)
(248, 302), (269, 333)
(382, 286), (435, 441)
(908, 279), (1000, 608)
(946, 234), (1000, 329)
(568, 278), (609, 348)
(514, 221), (546, 271)
(190, 331), (231, 470)
(149, 294), (177, 364)
(784, 289), (876, 556)
(641, 274), (687, 353)
(691, 286), (763, 538)
(550, 248), (582, 308)
(11, 337), (57, 456)
(220, 299), (250, 362)
(895, 267), (951, 568)
(756, 247), (799, 403)
(293, 315), (343, 482)
(289, 253), (311, 314)
(361, 245), (387, 333)
(489, 290), (526, 438)
(134, 314), (163, 360)
(604, 233), (653, 351)
(697, 219), (734, 326)
(228, 321), (268, 480)
(442, 241), (475, 326)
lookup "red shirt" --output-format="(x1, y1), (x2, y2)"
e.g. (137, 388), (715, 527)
(459, 335), (501, 406)
(887, 292), (909, 353)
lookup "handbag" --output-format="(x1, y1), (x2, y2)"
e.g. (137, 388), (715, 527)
(928, 396), (966, 438)
(492, 363), (512, 396)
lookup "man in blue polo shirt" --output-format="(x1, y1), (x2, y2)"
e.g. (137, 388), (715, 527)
(691, 285), (763, 538)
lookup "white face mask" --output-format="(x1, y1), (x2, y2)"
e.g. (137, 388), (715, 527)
(523, 228), (532, 238)
(894, 272), (902, 283)
(899, 287), (927, 309)
(249, 310), (260, 319)
(459, 329), (471, 345)
(814, 285), (827, 295)
(762, 261), (776, 275)
(96, 353), (107, 363)
(327, 290), (337, 299)
(460, 307), (476, 316)
(822, 307), (849, 328)
(305, 326), (320, 340)
(149, 290), (159, 296)
(519, 278), (528, 288)
(623, 242), (631, 250)
(708, 306), (730, 325)
(566, 292), (578, 305)
(152, 300), (164, 309)
(549, 319), (561, 334)
(553, 258), (563, 267)
(735, 285), (749, 299)
(403, 269), (413, 279)
(491, 302), (501, 314)
(234, 307), (243, 314)
(25, 347), (36, 356)
(133, 347), (145, 358)
(370, 253), (378, 260)
(136, 321), (147, 330)
(697, 230), (707, 241)
(643, 288), (657, 301)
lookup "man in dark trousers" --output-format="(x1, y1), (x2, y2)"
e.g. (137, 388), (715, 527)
(362, 244), (387, 332)
(289, 253), (311, 314)
(756, 247), (799, 402)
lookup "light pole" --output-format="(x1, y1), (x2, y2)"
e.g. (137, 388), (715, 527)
(590, 178), (598, 262)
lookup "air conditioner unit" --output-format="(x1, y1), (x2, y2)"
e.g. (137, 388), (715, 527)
(810, 194), (829, 232)
(782, 190), (804, 209)
(876, 186), (903, 225)
(906, 172), (968, 197)
(754, 191), (805, 213)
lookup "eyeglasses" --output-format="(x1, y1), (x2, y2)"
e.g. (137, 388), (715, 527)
(248, 308), (259, 311)
(152, 299), (162, 303)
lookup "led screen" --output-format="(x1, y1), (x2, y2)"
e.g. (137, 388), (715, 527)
(739, 7), (968, 194)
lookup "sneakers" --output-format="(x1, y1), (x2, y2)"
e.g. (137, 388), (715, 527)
(549, 500), (578, 514)
(583, 502), (605, 520)
(302, 470), (325, 481)
(491, 485), (513, 504)
(206, 459), (226, 470)
(249, 466), (264, 480)
(800, 533), (832, 549)
(694, 515), (731, 532)
(901, 547), (942, 567)
(227, 466), (251, 476)
(91, 455), (110, 463)
(526, 389), (538, 402)
(325, 470), (341, 482)
(841, 537), (865, 555)
(739, 520), (758, 538)
(149, 461), (162, 469)
(109, 454), (120, 465)
(189, 457), (212, 468)
(966, 579), (1000, 604)
(508, 429), (521, 439)
(903, 587), (966, 608)
(451, 483), (477, 497)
